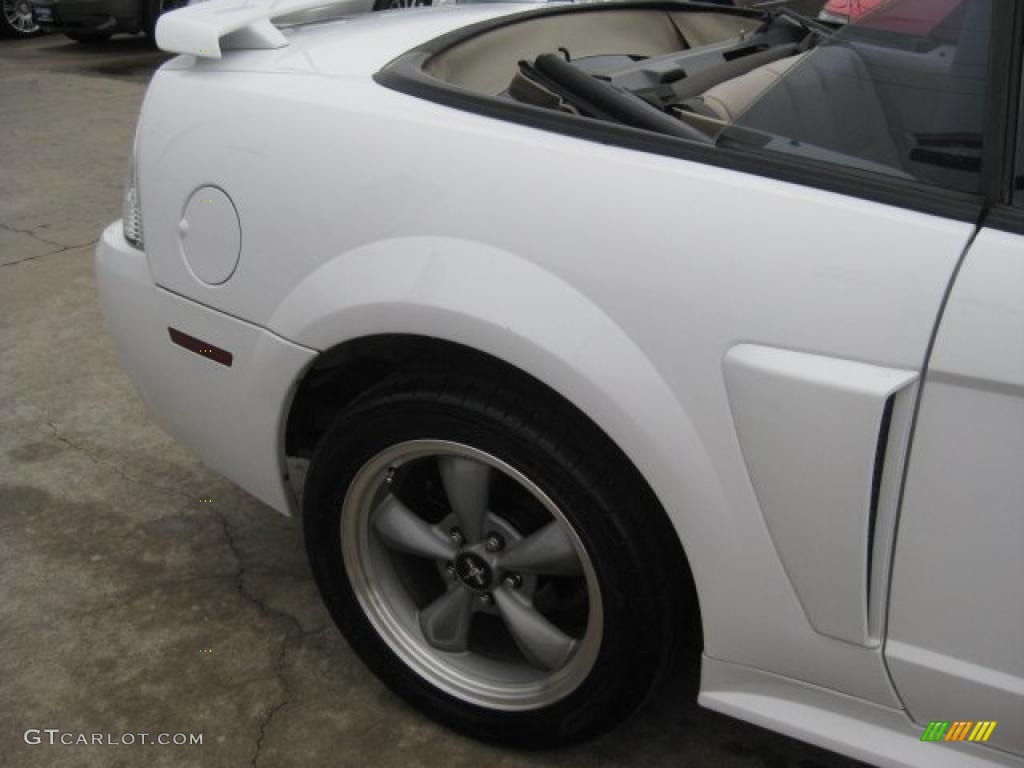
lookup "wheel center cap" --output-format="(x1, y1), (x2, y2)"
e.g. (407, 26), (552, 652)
(454, 552), (492, 592)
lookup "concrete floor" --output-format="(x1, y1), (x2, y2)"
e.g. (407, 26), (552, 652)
(1, 26), (866, 768)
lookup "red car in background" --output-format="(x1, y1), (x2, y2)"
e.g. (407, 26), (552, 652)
(818, 0), (964, 35)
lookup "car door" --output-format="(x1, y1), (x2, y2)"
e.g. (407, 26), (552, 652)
(884, 24), (1024, 758)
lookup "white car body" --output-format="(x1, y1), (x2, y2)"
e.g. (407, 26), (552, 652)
(96, 1), (1024, 765)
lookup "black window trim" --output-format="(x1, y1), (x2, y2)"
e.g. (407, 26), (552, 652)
(986, 204), (1024, 233)
(978, 0), (1024, 236)
(375, 0), (1013, 225)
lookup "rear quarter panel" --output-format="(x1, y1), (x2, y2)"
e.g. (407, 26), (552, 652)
(136, 61), (974, 706)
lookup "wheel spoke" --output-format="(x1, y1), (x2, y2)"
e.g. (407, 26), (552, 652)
(372, 493), (455, 560)
(437, 456), (491, 543)
(498, 521), (580, 575)
(494, 587), (577, 671)
(419, 587), (474, 652)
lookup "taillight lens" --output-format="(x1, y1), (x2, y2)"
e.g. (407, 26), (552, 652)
(122, 141), (144, 249)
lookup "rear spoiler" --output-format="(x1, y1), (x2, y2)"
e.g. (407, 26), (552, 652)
(155, 0), (341, 59)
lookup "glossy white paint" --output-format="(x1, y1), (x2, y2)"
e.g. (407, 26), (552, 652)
(179, 186), (241, 285)
(136, 41), (975, 701)
(700, 656), (1024, 768)
(93, 4), (1022, 766)
(157, 0), (330, 58)
(96, 223), (316, 514)
(157, 0), (527, 59)
(157, 6), (528, 76)
(886, 227), (1024, 756)
(722, 344), (917, 647)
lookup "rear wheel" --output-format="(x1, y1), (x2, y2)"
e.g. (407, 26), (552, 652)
(303, 369), (692, 746)
(1, 0), (40, 37)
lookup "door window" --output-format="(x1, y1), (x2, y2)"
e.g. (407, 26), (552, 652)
(720, 0), (994, 194)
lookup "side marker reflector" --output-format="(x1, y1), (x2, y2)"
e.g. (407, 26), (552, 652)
(168, 327), (233, 367)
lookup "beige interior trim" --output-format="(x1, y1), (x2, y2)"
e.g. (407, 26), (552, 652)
(698, 53), (807, 121)
(672, 108), (728, 138)
(668, 11), (758, 48)
(426, 9), (755, 96)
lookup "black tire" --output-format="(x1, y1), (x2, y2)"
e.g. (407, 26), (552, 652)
(142, 0), (158, 42)
(371, 0), (432, 10)
(303, 366), (695, 747)
(65, 31), (112, 42)
(0, 0), (41, 38)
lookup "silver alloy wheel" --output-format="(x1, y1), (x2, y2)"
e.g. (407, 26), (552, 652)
(341, 440), (603, 710)
(3, 0), (38, 35)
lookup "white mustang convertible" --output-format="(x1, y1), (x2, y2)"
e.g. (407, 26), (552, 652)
(96, 0), (1023, 765)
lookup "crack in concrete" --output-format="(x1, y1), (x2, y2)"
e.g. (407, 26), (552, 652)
(251, 651), (292, 768)
(0, 221), (68, 247)
(43, 418), (195, 502)
(0, 222), (96, 267)
(63, 573), (243, 620)
(213, 508), (307, 768)
(33, 407), (324, 764)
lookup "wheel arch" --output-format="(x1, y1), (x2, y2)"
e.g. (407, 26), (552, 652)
(273, 236), (728, 648)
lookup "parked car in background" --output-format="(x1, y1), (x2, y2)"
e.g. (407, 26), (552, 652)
(1, 0), (41, 37)
(29, 0), (185, 42)
(818, 0), (880, 23)
(26, 0), (518, 45)
(97, 0), (1023, 764)
(819, 0), (963, 32)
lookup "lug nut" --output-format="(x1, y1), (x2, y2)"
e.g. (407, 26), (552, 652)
(478, 593), (493, 607)
(449, 527), (464, 547)
(484, 533), (504, 552)
(445, 563), (457, 580)
(503, 573), (522, 590)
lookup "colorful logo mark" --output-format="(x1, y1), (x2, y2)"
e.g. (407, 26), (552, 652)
(921, 721), (997, 743)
